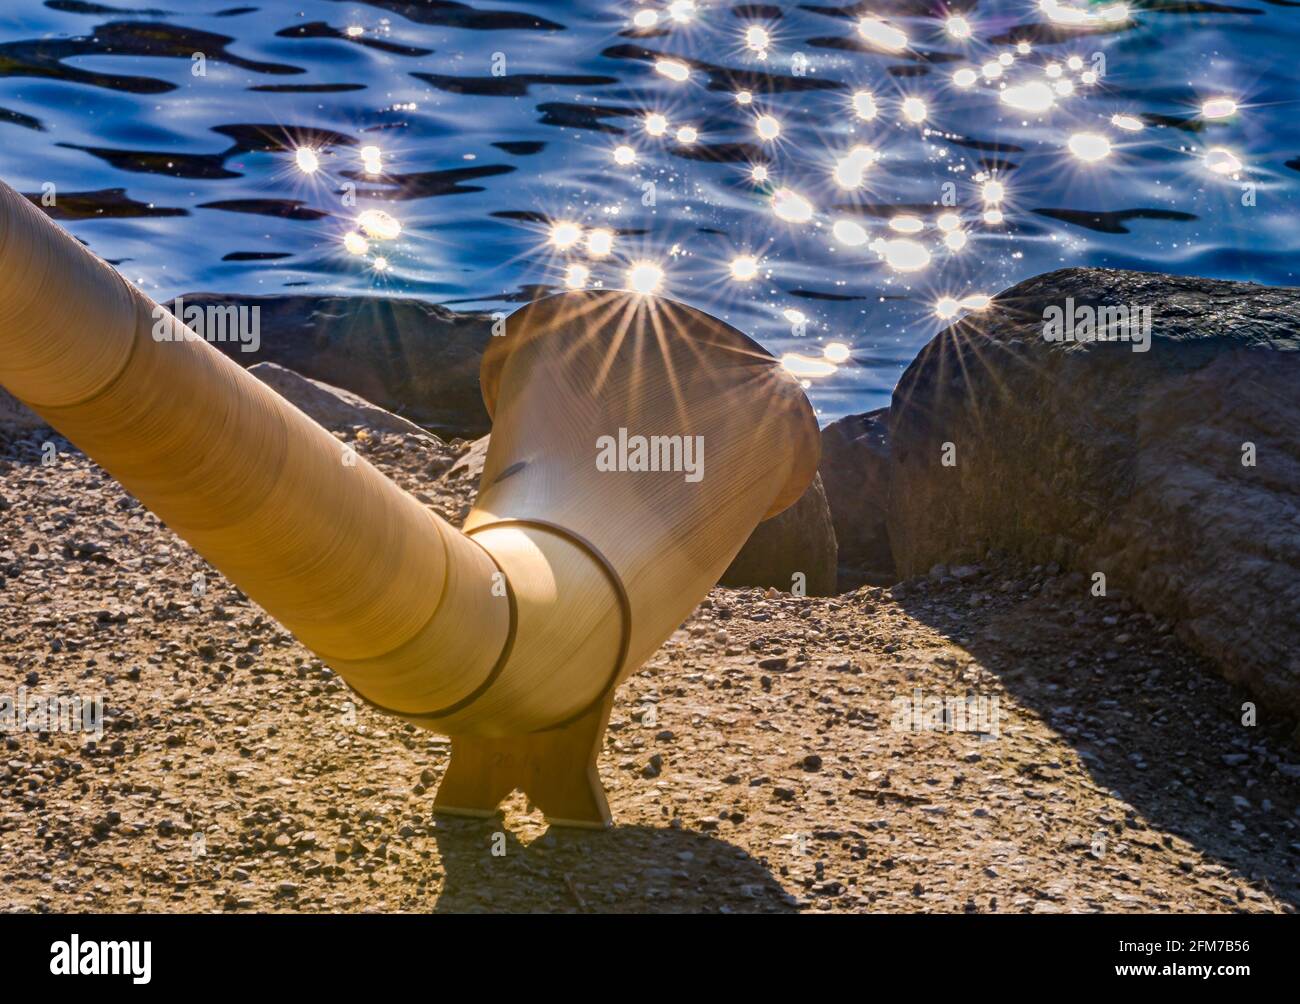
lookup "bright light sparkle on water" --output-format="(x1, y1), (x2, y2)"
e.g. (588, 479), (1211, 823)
(833, 145), (876, 189)
(880, 238), (930, 272)
(565, 263), (590, 288)
(548, 220), (583, 249)
(782, 352), (838, 377)
(1202, 97), (1238, 120)
(755, 114), (781, 141)
(1205, 147), (1243, 174)
(833, 218), (869, 246)
(852, 91), (878, 120)
(668, 1), (695, 24)
(771, 188), (814, 223)
(1001, 81), (1056, 114)
(295, 147), (319, 174)
(729, 255), (760, 281)
(627, 260), (665, 293)
(586, 228), (614, 257)
(1068, 132), (1112, 163)
(357, 209), (401, 240)
(857, 17), (908, 52)
(655, 59), (689, 82)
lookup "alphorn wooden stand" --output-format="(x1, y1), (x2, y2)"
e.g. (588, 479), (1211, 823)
(434, 694), (615, 828)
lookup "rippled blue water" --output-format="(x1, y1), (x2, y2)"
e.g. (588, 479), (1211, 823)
(1, 0), (1297, 423)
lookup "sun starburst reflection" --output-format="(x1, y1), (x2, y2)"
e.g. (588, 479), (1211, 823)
(499, 2), (1258, 389)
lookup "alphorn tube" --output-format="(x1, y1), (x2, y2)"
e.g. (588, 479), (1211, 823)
(0, 178), (819, 825)
(0, 180), (508, 715)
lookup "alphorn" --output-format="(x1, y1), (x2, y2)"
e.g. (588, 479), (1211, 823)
(0, 179), (819, 827)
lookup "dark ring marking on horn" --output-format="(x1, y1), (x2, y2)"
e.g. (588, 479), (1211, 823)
(344, 530), (518, 723)
(463, 518), (633, 735)
(345, 518), (631, 733)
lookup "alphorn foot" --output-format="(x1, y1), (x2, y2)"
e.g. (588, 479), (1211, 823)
(432, 693), (614, 829)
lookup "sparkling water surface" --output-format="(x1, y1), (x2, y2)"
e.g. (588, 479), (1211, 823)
(1, 0), (1297, 424)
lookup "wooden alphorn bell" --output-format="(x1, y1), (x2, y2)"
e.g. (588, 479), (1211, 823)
(0, 179), (819, 826)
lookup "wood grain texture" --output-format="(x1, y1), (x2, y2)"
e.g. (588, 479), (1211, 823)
(0, 180), (820, 826)
(0, 178), (507, 713)
(471, 290), (820, 697)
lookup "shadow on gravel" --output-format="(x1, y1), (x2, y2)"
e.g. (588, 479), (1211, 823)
(429, 816), (798, 913)
(892, 569), (1300, 912)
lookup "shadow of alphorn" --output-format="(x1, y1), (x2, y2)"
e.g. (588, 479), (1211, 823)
(0, 180), (818, 826)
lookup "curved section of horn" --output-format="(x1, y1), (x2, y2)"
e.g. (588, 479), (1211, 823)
(0, 179), (820, 823)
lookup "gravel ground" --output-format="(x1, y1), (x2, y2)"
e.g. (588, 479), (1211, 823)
(1, 423), (1297, 913)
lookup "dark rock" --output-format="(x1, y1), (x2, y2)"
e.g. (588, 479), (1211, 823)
(720, 473), (838, 596)
(818, 407), (895, 589)
(171, 293), (495, 438)
(0, 388), (43, 431)
(248, 363), (441, 442)
(887, 267), (1300, 715)
(439, 434), (489, 488)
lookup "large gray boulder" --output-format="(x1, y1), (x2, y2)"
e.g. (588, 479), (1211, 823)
(248, 362), (441, 441)
(0, 388), (43, 432)
(818, 407), (894, 589)
(887, 267), (1300, 715)
(720, 473), (838, 596)
(171, 293), (495, 438)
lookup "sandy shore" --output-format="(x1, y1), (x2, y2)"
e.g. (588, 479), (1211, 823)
(1, 424), (1296, 913)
